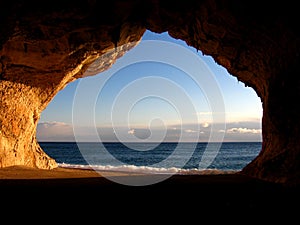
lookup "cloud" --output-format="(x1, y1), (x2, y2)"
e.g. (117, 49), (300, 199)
(226, 127), (262, 134)
(184, 129), (197, 133)
(36, 120), (262, 142)
(221, 123), (262, 142)
(196, 112), (212, 116)
(202, 122), (210, 128)
(128, 129), (135, 134)
(39, 121), (70, 128)
(37, 121), (75, 141)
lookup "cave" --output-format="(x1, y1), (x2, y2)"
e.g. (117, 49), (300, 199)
(0, 0), (299, 186)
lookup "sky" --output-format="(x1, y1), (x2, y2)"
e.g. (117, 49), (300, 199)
(37, 30), (263, 142)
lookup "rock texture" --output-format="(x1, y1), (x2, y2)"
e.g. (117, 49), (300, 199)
(0, 0), (299, 185)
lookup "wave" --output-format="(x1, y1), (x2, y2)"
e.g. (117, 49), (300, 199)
(58, 163), (238, 175)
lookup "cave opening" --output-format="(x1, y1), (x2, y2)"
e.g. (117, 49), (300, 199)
(0, 0), (298, 187)
(37, 30), (262, 178)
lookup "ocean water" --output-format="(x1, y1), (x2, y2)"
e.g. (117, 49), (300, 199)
(40, 142), (261, 175)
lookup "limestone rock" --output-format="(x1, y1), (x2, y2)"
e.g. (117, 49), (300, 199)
(0, 0), (299, 185)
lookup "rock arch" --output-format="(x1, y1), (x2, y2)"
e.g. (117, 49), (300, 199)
(0, 0), (299, 185)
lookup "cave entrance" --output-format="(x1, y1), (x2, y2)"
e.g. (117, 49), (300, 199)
(38, 30), (262, 180)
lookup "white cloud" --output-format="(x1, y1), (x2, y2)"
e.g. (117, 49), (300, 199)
(202, 122), (210, 128)
(36, 121), (262, 142)
(37, 121), (74, 141)
(39, 121), (70, 127)
(128, 129), (135, 134)
(184, 129), (197, 133)
(196, 112), (214, 116)
(226, 127), (262, 134)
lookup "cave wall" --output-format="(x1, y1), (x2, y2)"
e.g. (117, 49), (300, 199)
(0, 0), (299, 185)
(0, 0), (146, 168)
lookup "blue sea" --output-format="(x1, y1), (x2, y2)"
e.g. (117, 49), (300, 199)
(39, 142), (261, 175)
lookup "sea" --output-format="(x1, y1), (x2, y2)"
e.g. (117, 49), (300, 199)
(39, 142), (261, 175)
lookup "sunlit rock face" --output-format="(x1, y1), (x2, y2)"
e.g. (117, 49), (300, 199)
(0, 1), (145, 169)
(0, 0), (299, 185)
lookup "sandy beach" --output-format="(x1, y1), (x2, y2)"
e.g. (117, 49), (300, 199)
(0, 165), (298, 217)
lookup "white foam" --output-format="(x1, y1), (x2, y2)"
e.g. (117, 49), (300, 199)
(58, 163), (237, 175)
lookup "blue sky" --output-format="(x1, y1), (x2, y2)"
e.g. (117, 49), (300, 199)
(38, 30), (262, 142)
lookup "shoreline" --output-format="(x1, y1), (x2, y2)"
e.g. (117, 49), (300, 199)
(0, 164), (239, 179)
(0, 165), (298, 214)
